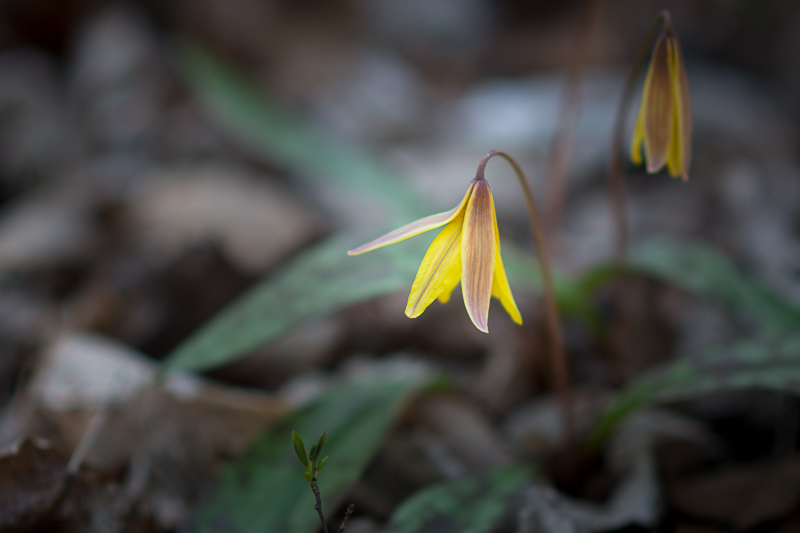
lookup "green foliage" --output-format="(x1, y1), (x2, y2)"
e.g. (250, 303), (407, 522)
(382, 467), (532, 533)
(629, 237), (800, 333)
(158, 232), (604, 375)
(179, 43), (422, 219)
(188, 373), (428, 533)
(590, 332), (800, 446)
(293, 430), (328, 489)
(160, 234), (425, 374)
(292, 431), (308, 468)
(583, 238), (800, 445)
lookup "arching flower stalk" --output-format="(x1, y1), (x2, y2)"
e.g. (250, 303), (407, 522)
(349, 150), (572, 441)
(609, 10), (692, 260)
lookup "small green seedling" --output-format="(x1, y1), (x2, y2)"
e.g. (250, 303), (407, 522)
(292, 430), (329, 483)
(292, 431), (352, 533)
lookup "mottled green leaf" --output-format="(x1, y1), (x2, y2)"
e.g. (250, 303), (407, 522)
(179, 43), (422, 219)
(629, 237), (800, 333)
(188, 373), (429, 533)
(383, 467), (532, 533)
(161, 234), (424, 374)
(591, 333), (800, 446)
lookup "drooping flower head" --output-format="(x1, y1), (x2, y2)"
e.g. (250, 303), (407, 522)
(348, 177), (521, 333)
(629, 17), (692, 181)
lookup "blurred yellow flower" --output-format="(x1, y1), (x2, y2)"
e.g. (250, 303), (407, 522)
(630, 25), (692, 181)
(348, 178), (521, 333)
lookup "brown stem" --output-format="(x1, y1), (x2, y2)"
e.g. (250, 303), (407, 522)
(476, 149), (573, 445)
(609, 10), (669, 261)
(607, 11), (671, 381)
(311, 473), (329, 533)
(544, 0), (605, 254)
(339, 504), (355, 533)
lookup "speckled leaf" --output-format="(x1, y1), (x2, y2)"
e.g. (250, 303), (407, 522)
(187, 373), (428, 533)
(179, 44), (421, 218)
(630, 237), (800, 333)
(383, 467), (532, 533)
(591, 333), (800, 445)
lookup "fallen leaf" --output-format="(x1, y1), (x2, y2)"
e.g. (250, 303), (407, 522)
(0, 439), (67, 531)
(131, 163), (319, 273)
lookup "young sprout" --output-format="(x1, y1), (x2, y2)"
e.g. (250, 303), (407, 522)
(292, 431), (353, 533)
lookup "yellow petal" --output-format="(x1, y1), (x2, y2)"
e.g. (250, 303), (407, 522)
(630, 99), (646, 166)
(437, 275), (460, 304)
(491, 247), (522, 325)
(489, 195), (521, 324)
(668, 34), (691, 181)
(348, 181), (475, 255)
(665, 95), (682, 178)
(642, 34), (673, 174)
(405, 214), (464, 318)
(461, 180), (496, 333)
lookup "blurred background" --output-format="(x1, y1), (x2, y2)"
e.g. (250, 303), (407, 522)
(1, 0), (800, 532)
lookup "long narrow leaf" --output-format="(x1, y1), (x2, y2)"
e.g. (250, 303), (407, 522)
(383, 466), (532, 533)
(629, 237), (800, 333)
(161, 234), (425, 374)
(590, 333), (800, 446)
(159, 230), (600, 375)
(180, 44), (422, 218)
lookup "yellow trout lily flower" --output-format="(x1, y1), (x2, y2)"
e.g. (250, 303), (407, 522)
(630, 24), (692, 181)
(347, 178), (521, 333)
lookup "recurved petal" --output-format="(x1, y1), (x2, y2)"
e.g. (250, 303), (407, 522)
(461, 180), (496, 333)
(667, 34), (691, 181)
(437, 274), (461, 304)
(348, 182), (475, 255)
(405, 214), (464, 318)
(666, 93), (682, 179)
(489, 201), (521, 324)
(491, 250), (522, 325)
(629, 100), (646, 166)
(642, 34), (674, 174)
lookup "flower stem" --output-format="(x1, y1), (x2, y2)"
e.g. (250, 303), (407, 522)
(311, 473), (329, 533)
(476, 149), (573, 445)
(607, 10), (671, 382)
(339, 504), (355, 533)
(608, 10), (669, 261)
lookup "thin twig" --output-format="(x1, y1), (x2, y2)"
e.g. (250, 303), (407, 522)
(311, 473), (329, 533)
(476, 150), (574, 446)
(66, 409), (109, 477)
(544, 0), (605, 253)
(339, 504), (355, 533)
